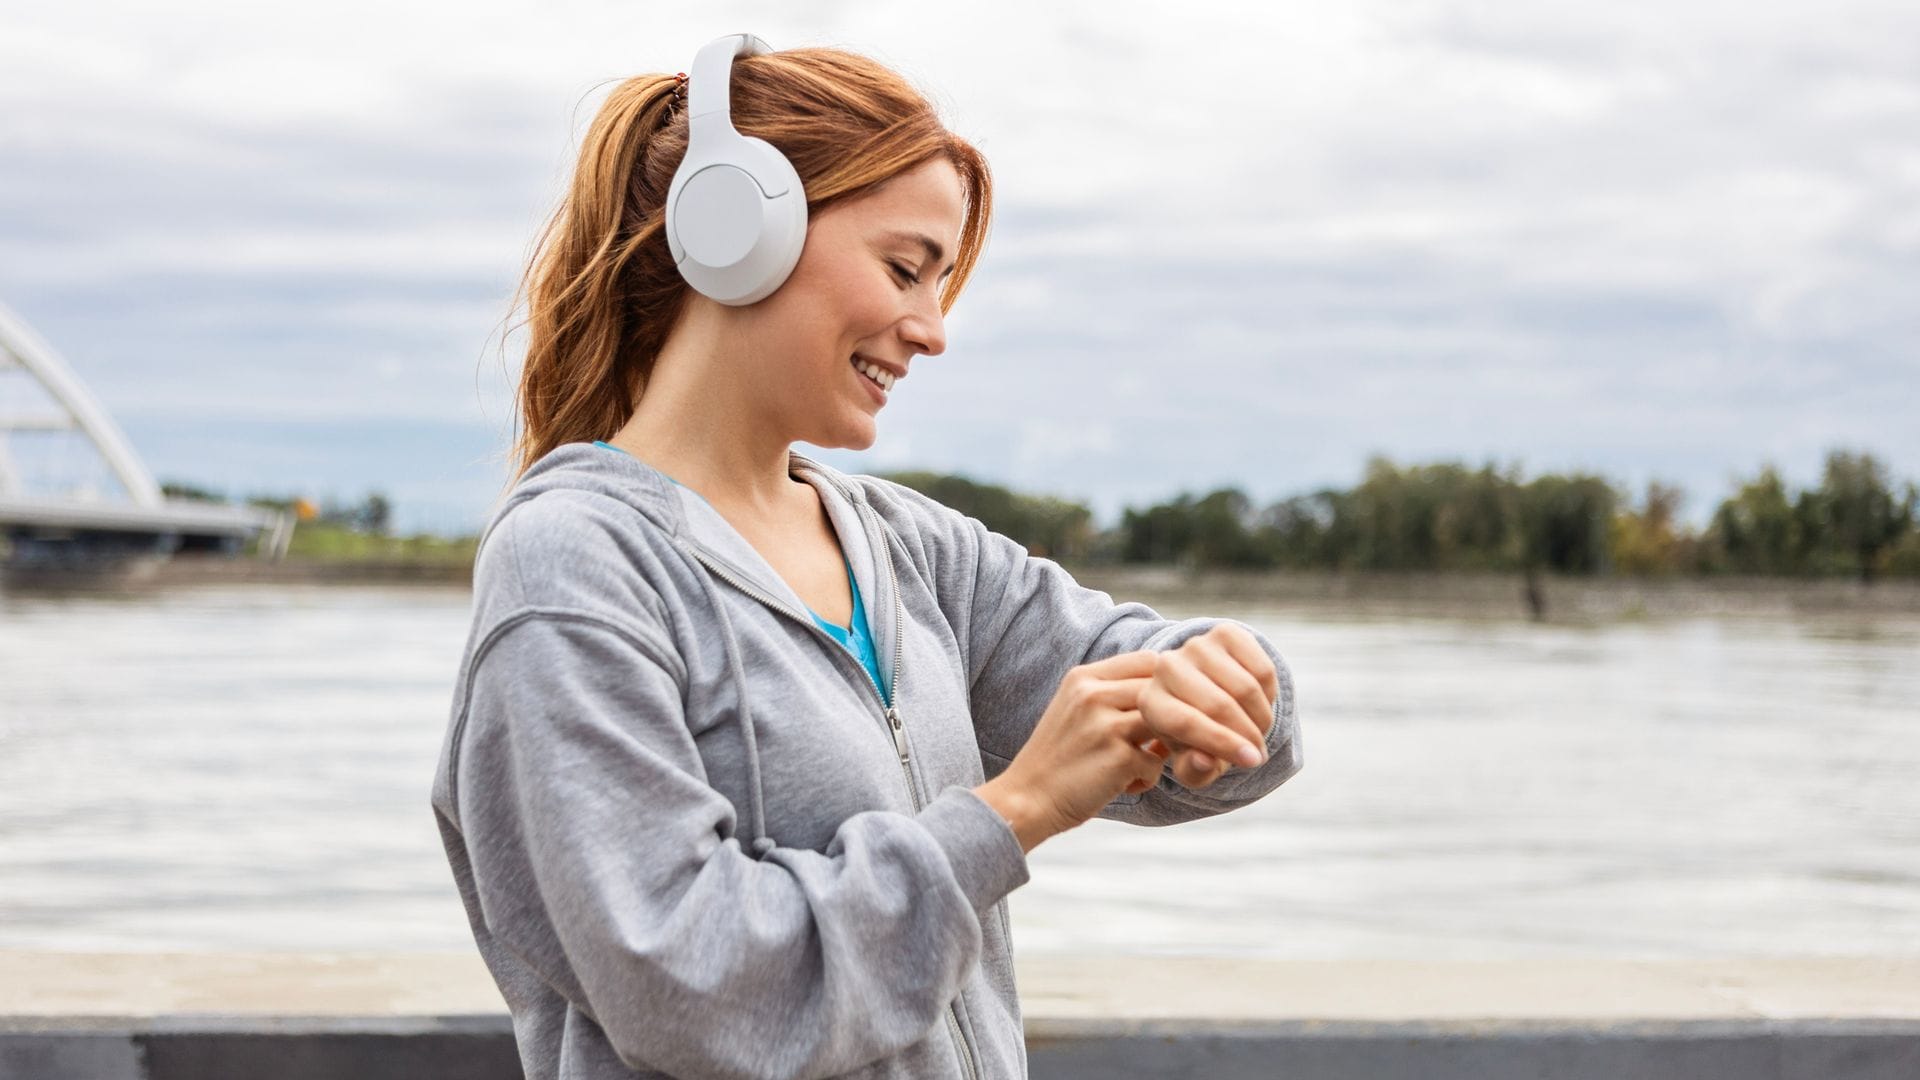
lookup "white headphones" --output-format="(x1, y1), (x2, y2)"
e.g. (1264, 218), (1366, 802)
(664, 33), (809, 306)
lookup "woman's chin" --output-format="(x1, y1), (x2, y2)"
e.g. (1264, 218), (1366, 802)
(841, 423), (880, 452)
(833, 407), (879, 449)
(806, 417), (879, 453)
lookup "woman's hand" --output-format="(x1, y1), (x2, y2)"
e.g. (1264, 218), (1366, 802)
(1137, 623), (1279, 790)
(977, 650), (1174, 852)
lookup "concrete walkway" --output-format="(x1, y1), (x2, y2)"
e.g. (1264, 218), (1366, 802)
(5, 951), (1917, 1079)
(6, 951), (1916, 1020)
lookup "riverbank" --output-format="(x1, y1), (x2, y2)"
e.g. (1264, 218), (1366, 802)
(4, 951), (1914, 1079)
(1070, 564), (1920, 621)
(10, 555), (1918, 622)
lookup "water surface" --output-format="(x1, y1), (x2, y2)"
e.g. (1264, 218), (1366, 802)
(1, 583), (1913, 959)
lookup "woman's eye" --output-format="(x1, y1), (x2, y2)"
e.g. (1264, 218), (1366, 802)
(887, 261), (919, 287)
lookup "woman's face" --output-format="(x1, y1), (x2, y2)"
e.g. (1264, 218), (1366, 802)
(742, 156), (966, 451)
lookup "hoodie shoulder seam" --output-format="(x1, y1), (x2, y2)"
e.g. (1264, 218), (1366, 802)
(505, 483), (679, 534)
(441, 606), (688, 816)
(474, 606), (686, 682)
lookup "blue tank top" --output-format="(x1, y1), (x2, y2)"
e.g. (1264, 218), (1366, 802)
(593, 440), (887, 700)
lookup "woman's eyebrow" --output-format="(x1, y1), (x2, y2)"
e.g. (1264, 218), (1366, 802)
(882, 229), (957, 280)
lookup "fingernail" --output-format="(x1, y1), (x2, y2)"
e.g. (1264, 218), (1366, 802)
(1236, 742), (1264, 768)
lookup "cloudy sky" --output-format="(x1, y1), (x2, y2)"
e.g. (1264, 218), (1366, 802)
(2, 0), (1915, 535)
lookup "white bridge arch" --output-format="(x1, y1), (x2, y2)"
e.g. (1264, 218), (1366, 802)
(0, 301), (291, 568)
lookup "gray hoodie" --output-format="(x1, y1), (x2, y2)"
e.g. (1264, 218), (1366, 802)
(428, 440), (1304, 1080)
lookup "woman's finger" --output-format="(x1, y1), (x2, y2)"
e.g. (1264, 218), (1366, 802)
(1085, 675), (1154, 710)
(1140, 668), (1264, 766)
(1174, 746), (1233, 787)
(1208, 623), (1281, 725)
(1188, 631), (1277, 746)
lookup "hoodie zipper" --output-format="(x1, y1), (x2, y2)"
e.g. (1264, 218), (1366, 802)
(679, 471), (982, 1080)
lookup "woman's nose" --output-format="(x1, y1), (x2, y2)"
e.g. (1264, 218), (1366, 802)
(904, 296), (946, 357)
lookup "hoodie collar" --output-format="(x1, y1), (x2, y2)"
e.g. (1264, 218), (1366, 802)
(488, 442), (896, 681)
(668, 453), (884, 638)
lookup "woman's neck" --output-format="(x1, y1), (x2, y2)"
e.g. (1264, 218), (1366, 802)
(611, 319), (813, 525)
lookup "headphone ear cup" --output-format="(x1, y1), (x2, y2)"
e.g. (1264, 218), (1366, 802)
(663, 33), (810, 305)
(735, 135), (808, 303)
(666, 146), (808, 305)
(673, 162), (769, 270)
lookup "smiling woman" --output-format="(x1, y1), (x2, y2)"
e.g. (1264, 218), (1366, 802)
(500, 40), (990, 491)
(432, 31), (1303, 1080)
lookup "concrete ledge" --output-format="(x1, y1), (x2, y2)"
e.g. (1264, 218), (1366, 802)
(5, 952), (1917, 1079)
(0, 1015), (521, 1080)
(1025, 1018), (1920, 1080)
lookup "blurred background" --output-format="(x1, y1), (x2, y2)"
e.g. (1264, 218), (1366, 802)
(0, 0), (1914, 963)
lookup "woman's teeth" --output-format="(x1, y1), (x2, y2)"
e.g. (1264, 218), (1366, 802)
(852, 356), (895, 390)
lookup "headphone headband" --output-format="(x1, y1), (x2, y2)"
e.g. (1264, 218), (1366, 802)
(688, 33), (768, 130)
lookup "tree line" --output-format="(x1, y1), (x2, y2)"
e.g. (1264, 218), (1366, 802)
(162, 483), (392, 534)
(159, 448), (1919, 581)
(882, 449), (1920, 581)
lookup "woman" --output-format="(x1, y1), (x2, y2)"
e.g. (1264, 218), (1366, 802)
(430, 35), (1304, 1080)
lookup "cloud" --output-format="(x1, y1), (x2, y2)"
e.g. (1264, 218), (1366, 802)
(2, 0), (1915, 534)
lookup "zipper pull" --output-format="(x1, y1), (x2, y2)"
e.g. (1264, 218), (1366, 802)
(887, 706), (909, 763)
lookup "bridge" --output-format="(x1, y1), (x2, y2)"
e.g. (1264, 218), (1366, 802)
(0, 301), (292, 574)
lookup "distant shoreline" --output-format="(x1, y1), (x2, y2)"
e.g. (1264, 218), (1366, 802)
(1070, 564), (1920, 621)
(8, 556), (1917, 620)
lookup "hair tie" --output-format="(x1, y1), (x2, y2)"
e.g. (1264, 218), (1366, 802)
(660, 72), (688, 127)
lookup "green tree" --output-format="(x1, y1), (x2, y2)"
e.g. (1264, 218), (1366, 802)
(1014, 494), (1097, 560)
(1119, 497), (1198, 565)
(1432, 464), (1521, 572)
(1257, 489), (1350, 570)
(1879, 484), (1920, 577)
(1187, 487), (1276, 569)
(160, 480), (226, 503)
(1707, 465), (1797, 573)
(1516, 473), (1616, 574)
(1805, 450), (1907, 581)
(360, 492), (392, 536)
(879, 470), (1096, 559)
(1341, 457), (1528, 571)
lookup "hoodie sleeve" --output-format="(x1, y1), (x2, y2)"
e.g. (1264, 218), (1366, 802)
(871, 478), (1303, 827)
(449, 610), (1030, 1080)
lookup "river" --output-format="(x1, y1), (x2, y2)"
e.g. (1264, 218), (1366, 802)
(1, 581), (1913, 960)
